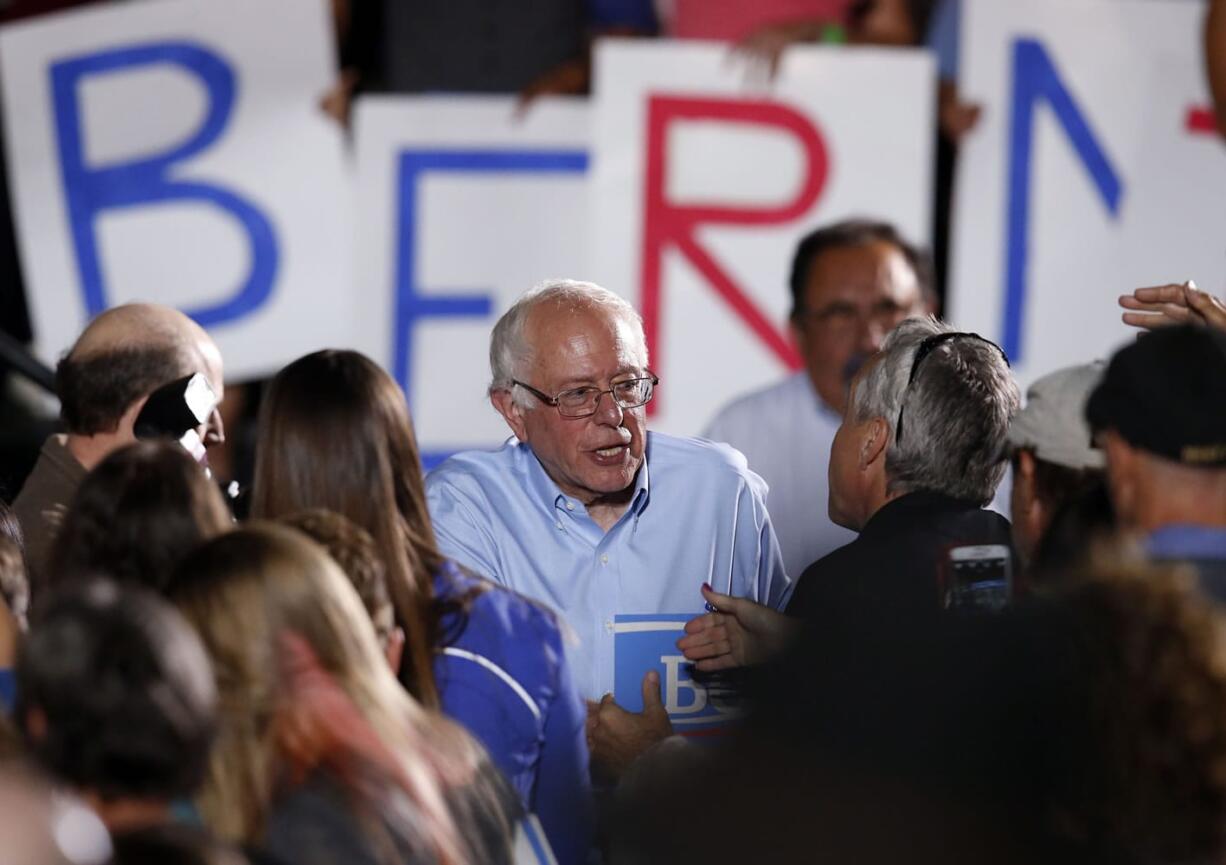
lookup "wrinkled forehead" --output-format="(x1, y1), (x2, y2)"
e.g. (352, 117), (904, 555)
(526, 302), (645, 366)
(806, 241), (920, 305)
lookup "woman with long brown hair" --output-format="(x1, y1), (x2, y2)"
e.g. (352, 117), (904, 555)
(251, 350), (590, 864)
(49, 440), (232, 593)
(169, 525), (518, 865)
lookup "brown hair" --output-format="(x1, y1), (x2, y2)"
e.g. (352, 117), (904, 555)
(277, 509), (394, 645)
(49, 441), (232, 594)
(251, 350), (445, 707)
(1049, 559), (1226, 862)
(168, 526), (496, 861)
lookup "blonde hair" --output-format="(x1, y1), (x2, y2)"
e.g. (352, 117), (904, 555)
(169, 525), (484, 862)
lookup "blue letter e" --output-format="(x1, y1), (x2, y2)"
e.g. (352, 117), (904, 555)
(51, 42), (278, 326)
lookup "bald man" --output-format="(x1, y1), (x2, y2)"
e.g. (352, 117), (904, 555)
(13, 304), (224, 585)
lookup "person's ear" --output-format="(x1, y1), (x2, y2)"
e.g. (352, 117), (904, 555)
(114, 395), (150, 441)
(1102, 431), (1138, 524)
(491, 388), (528, 441)
(1014, 449), (1045, 527)
(860, 416), (890, 470)
(384, 626), (405, 674)
(1014, 449), (1037, 506)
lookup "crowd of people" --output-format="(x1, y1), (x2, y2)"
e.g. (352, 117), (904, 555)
(0, 1), (1221, 864)
(0, 219), (1223, 863)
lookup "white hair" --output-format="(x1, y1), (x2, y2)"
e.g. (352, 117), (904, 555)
(850, 316), (1020, 504)
(488, 279), (648, 408)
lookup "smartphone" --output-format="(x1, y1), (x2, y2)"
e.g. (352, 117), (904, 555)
(943, 544), (1012, 612)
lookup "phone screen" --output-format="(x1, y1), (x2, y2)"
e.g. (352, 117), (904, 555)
(944, 545), (1012, 612)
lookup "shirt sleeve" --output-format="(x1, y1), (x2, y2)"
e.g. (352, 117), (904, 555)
(425, 476), (504, 586)
(732, 474), (792, 610)
(758, 510), (792, 610)
(530, 632), (593, 865)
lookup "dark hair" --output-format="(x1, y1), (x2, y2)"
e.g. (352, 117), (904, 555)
(788, 218), (933, 318)
(847, 0), (940, 46)
(1029, 480), (1117, 579)
(49, 441), (232, 593)
(1011, 450), (1104, 512)
(278, 509), (394, 643)
(16, 579), (217, 801)
(56, 345), (190, 435)
(251, 350), (449, 708)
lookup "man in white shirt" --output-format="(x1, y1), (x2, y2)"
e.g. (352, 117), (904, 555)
(702, 219), (933, 576)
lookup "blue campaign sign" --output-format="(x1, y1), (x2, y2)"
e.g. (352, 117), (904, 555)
(50, 41), (279, 327)
(392, 147), (588, 469)
(614, 614), (739, 735)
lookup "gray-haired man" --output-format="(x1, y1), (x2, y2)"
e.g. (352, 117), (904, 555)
(680, 318), (1020, 671)
(786, 317), (1019, 622)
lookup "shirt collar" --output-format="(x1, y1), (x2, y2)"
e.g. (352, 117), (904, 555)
(859, 489), (982, 539)
(517, 436), (652, 519)
(1146, 524), (1226, 561)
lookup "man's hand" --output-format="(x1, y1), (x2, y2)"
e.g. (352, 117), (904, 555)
(515, 58), (591, 117)
(587, 671), (673, 783)
(1120, 282), (1226, 332)
(676, 584), (798, 672)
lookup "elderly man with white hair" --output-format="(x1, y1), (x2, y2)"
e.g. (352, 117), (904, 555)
(426, 279), (790, 778)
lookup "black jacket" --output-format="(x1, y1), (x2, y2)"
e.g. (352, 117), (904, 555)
(786, 490), (1015, 627)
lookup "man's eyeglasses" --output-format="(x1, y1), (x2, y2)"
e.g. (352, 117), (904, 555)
(894, 332), (1009, 444)
(512, 373), (659, 419)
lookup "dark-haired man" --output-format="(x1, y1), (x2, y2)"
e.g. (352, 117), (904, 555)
(702, 219), (933, 577)
(1086, 324), (1226, 589)
(12, 304), (224, 585)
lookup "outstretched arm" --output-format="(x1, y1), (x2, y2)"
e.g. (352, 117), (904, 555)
(676, 584), (799, 672)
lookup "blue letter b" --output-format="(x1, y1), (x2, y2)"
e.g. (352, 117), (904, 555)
(51, 41), (278, 326)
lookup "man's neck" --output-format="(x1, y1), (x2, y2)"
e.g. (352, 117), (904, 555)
(854, 486), (906, 533)
(1135, 503), (1226, 536)
(806, 371), (846, 417)
(65, 433), (124, 473)
(586, 487), (637, 529)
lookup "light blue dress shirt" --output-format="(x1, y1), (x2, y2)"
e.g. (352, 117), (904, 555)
(425, 432), (791, 700)
(703, 372), (857, 578)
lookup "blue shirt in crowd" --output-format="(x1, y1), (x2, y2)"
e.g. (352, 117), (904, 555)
(432, 563), (591, 865)
(425, 432), (791, 702)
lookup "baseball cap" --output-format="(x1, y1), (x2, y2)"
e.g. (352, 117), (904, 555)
(1085, 325), (1226, 466)
(1008, 362), (1105, 470)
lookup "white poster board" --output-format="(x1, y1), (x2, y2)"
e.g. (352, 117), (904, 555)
(352, 96), (590, 467)
(0, 0), (353, 381)
(949, 0), (1223, 383)
(590, 40), (935, 435)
